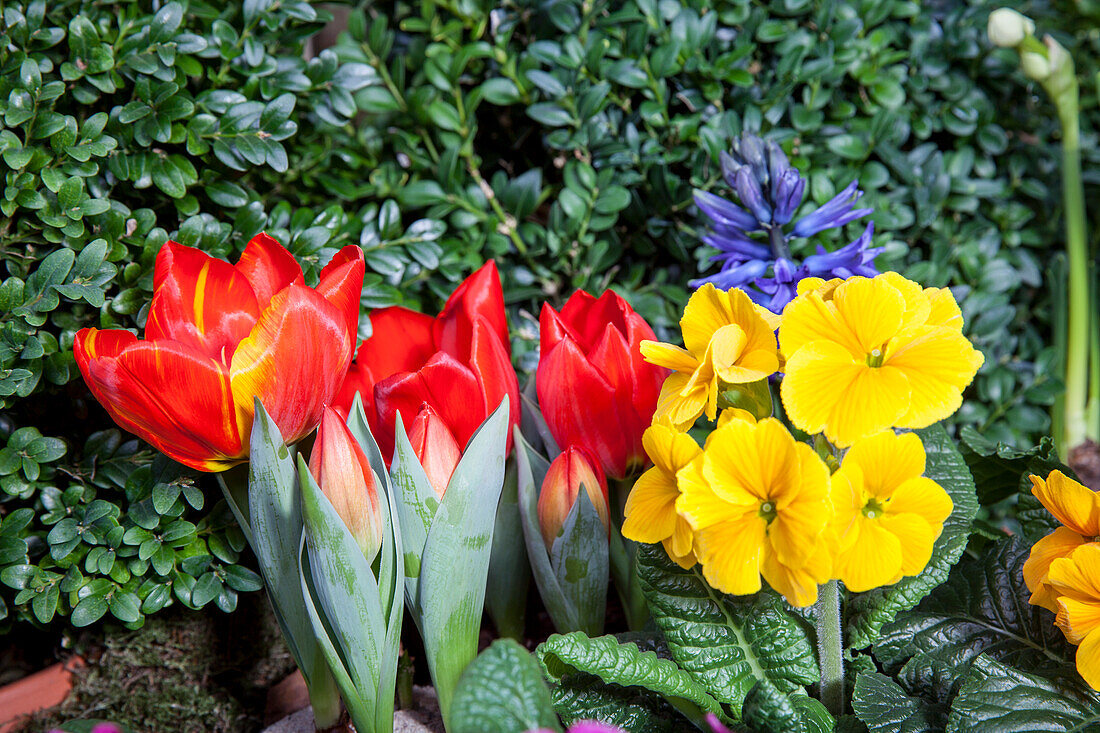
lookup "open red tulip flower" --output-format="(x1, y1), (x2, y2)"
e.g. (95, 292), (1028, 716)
(537, 290), (667, 480)
(335, 261), (520, 459)
(75, 234), (364, 472)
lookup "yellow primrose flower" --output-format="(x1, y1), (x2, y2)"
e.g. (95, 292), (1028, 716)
(1048, 544), (1100, 690)
(1023, 470), (1100, 612)
(829, 431), (952, 592)
(641, 284), (780, 429)
(779, 273), (984, 447)
(622, 423), (700, 568)
(675, 417), (832, 607)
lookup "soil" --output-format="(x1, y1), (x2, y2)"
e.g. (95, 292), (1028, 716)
(1069, 439), (1100, 491)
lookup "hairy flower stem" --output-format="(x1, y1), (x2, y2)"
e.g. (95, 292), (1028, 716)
(816, 579), (844, 717)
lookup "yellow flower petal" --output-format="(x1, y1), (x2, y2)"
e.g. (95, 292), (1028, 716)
(885, 325), (984, 428)
(642, 423), (702, 475)
(670, 514), (695, 558)
(681, 284), (737, 356)
(767, 443), (830, 567)
(1023, 527), (1087, 612)
(761, 535), (832, 607)
(781, 340), (910, 447)
(676, 460), (755, 530)
(695, 513), (767, 595)
(654, 371), (707, 430)
(878, 272), (932, 331)
(622, 467), (680, 544)
(1031, 471), (1100, 537)
(1073, 628), (1100, 690)
(1057, 597), (1100, 645)
(832, 276), (908, 354)
(887, 476), (953, 528)
(1049, 545), (1100, 602)
(924, 287), (963, 330)
(779, 290), (863, 360)
(717, 408), (757, 428)
(703, 418), (798, 503)
(834, 517), (904, 592)
(663, 536), (697, 569)
(641, 340), (699, 372)
(829, 464), (866, 553)
(877, 513), (936, 576)
(842, 431), (926, 498)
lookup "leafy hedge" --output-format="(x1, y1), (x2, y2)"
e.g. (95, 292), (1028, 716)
(0, 0), (1087, 630)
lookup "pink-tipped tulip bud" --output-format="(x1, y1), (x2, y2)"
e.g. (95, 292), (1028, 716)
(309, 407), (384, 563)
(408, 403), (462, 498)
(537, 445), (611, 550)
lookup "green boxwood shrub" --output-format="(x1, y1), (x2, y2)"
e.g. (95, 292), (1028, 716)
(0, 0), (1089, 630)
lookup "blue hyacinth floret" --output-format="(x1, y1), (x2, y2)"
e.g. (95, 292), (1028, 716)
(691, 133), (882, 311)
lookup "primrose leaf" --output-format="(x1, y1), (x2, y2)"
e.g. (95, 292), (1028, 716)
(450, 639), (562, 733)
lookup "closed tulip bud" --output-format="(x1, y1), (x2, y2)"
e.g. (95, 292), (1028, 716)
(309, 407), (384, 563)
(987, 8), (1034, 48)
(408, 403), (462, 498)
(537, 446), (610, 550)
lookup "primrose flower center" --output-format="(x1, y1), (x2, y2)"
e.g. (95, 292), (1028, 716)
(759, 500), (778, 523)
(865, 347), (885, 368)
(862, 496), (887, 519)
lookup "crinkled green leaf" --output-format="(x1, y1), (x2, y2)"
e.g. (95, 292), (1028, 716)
(852, 672), (941, 733)
(946, 655), (1100, 733)
(637, 543), (817, 711)
(537, 631), (730, 725)
(451, 639), (562, 733)
(741, 680), (834, 733)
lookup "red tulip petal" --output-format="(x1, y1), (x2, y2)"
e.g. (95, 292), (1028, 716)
(537, 335), (632, 479)
(560, 290), (632, 353)
(333, 360), (380, 424)
(356, 307), (437, 380)
(145, 241), (261, 359)
(316, 245), (365, 344)
(375, 351), (482, 455)
(234, 233), (304, 308)
(587, 325), (649, 471)
(435, 261), (510, 360)
(76, 329), (245, 471)
(467, 317), (521, 451)
(229, 283), (353, 446)
(539, 302), (581, 359)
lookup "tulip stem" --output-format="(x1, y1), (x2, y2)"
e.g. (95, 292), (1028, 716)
(816, 579), (845, 717)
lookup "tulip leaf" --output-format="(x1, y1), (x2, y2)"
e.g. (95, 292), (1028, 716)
(417, 398), (510, 726)
(220, 400), (321, 690)
(549, 485), (608, 637)
(946, 656), (1100, 733)
(845, 425), (981, 650)
(515, 429), (584, 632)
(450, 639), (562, 733)
(536, 630), (731, 726)
(390, 412), (441, 625)
(299, 455), (395, 733)
(636, 542), (818, 712)
(485, 461), (531, 640)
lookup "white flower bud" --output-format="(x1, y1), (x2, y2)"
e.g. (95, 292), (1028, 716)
(1021, 50), (1051, 81)
(988, 8), (1035, 48)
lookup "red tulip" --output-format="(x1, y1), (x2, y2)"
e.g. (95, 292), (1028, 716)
(537, 290), (667, 480)
(407, 403), (463, 498)
(75, 234), (364, 472)
(537, 445), (610, 550)
(335, 262), (519, 459)
(309, 407), (384, 562)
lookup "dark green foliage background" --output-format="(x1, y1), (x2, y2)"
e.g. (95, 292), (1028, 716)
(0, 0), (1089, 629)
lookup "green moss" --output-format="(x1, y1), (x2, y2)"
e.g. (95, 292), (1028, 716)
(19, 594), (294, 733)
